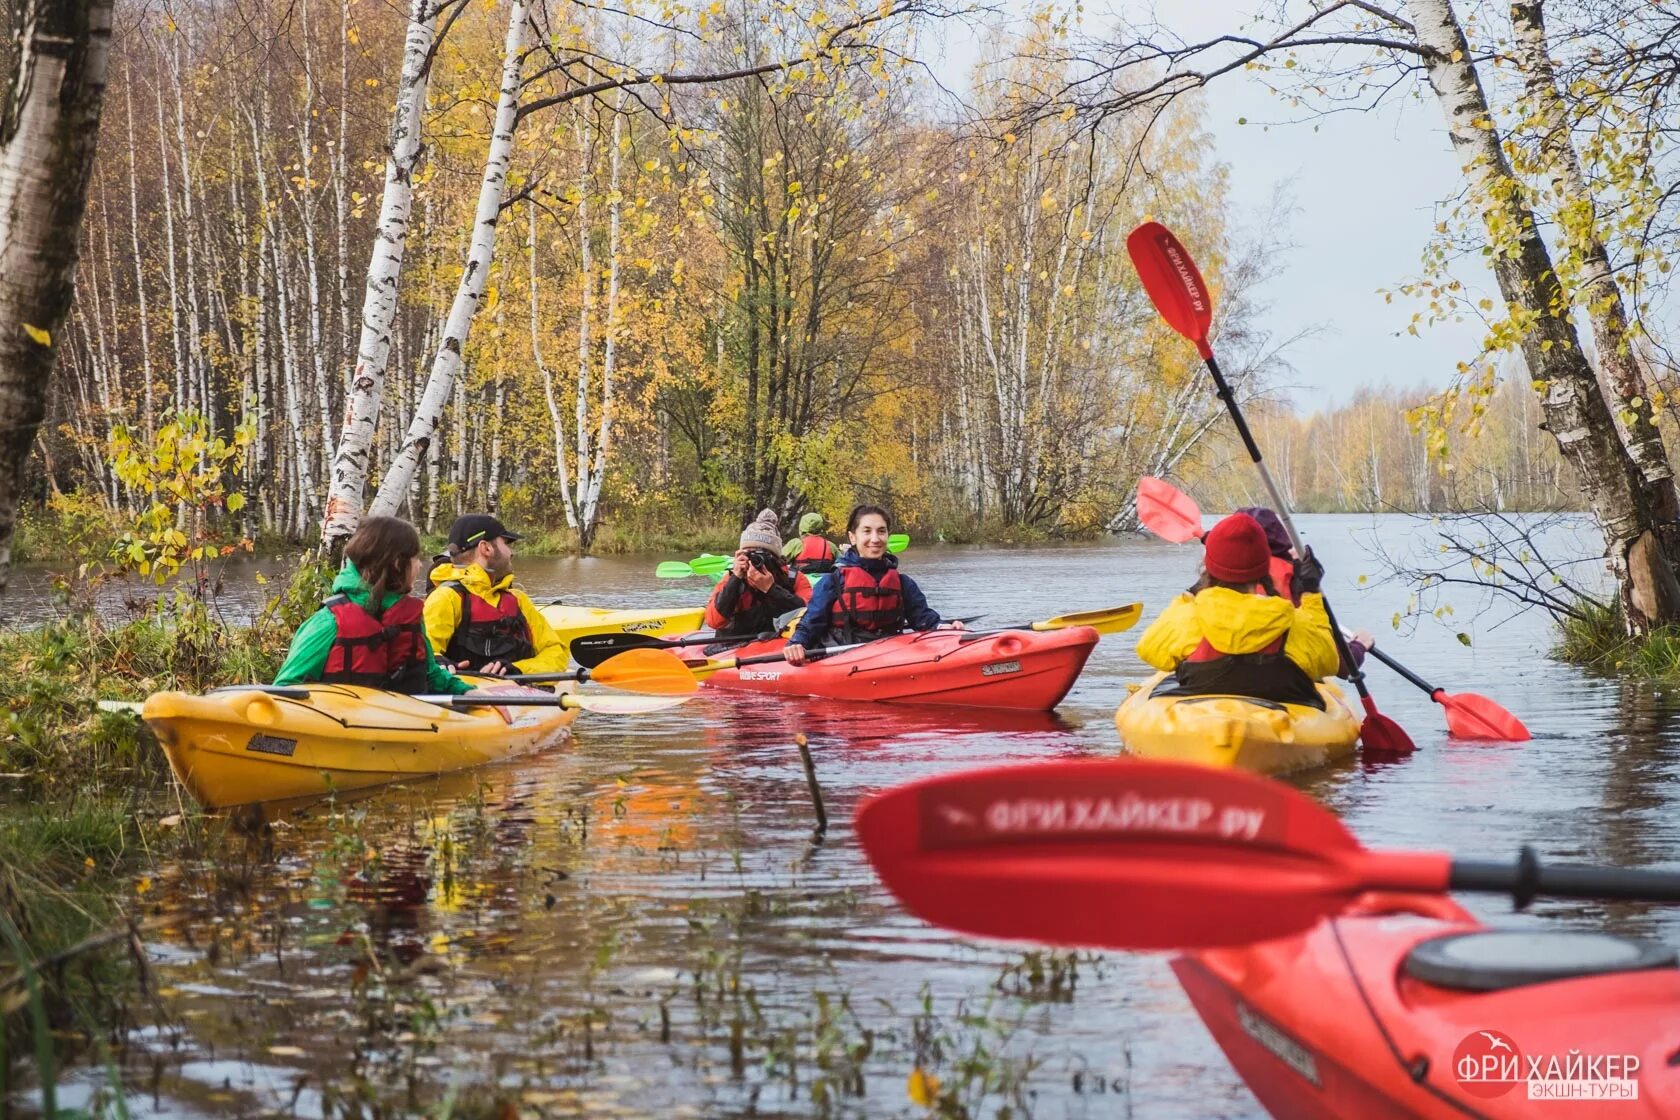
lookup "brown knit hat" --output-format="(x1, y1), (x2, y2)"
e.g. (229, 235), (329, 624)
(739, 509), (782, 553)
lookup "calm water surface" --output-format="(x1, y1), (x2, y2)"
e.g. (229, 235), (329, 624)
(17, 515), (1680, 1118)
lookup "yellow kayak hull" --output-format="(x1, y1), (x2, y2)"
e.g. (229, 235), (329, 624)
(539, 604), (704, 646)
(1115, 671), (1361, 776)
(143, 685), (577, 810)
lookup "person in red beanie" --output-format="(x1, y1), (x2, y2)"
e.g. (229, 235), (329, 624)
(1135, 512), (1340, 707)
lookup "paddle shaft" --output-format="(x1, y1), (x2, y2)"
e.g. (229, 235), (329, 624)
(1201, 352), (1368, 692)
(1364, 644), (1441, 697)
(415, 693), (577, 707)
(1450, 846), (1680, 906)
(508, 669), (590, 684)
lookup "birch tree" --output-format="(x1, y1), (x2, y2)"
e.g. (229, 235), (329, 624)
(367, 0), (529, 517)
(0, 0), (114, 589)
(1026, 0), (1680, 628)
(320, 0), (457, 551)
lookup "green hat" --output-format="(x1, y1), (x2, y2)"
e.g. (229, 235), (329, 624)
(798, 512), (826, 534)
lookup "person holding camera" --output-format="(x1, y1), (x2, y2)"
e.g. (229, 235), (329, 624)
(704, 509), (813, 638)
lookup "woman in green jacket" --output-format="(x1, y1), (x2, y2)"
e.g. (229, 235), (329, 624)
(274, 517), (471, 695)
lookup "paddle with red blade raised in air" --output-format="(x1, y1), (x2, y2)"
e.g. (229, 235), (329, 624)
(855, 759), (1680, 951)
(1136, 476), (1530, 742)
(1126, 222), (1413, 754)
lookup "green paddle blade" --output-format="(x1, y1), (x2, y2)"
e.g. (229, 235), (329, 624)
(690, 553), (731, 575)
(888, 534), (910, 553)
(655, 561), (694, 579)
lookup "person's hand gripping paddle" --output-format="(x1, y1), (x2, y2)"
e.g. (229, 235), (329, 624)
(1126, 222), (1413, 754)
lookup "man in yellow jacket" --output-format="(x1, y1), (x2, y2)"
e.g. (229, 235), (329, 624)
(1136, 512), (1340, 707)
(424, 514), (569, 676)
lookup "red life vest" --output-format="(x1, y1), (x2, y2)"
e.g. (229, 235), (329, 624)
(829, 564), (904, 639)
(321, 594), (431, 693)
(704, 571), (813, 634)
(792, 535), (836, 574)
(441, 581), (535, 666)
(1268, 555), (1298, 604)
(1184, 633), (1286, 661)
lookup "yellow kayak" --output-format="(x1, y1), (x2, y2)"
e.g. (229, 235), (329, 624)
(1115, 671), (1361, 776)
(539, 604), (704, 648)
(143, 684), (577, 810)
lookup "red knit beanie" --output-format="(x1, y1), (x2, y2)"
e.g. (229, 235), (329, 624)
(1203, 513), (1272, 583)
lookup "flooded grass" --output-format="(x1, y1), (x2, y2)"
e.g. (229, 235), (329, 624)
(12, 758), (1113, 1119)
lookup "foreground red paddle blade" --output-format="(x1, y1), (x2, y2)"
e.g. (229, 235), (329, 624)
(1136, 476), (1203, 542)
(855, 759), (1449, 951)
(1126, 223), (1215, 358)
(1438, 691), (1531, 741)
(1355, 701), (1415, 754)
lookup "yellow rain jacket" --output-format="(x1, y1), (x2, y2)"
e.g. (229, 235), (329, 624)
(424, 563), (570, 674)
(1136, 587), (1340, 679)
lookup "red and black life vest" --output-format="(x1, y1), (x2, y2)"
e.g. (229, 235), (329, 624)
(705, 570), (813, 638)
(442, 581), (535, 666)
(791, 535), (837, 575)
(829, 564), (904, 641)
(1161, 621), (1324, 709)
(1268, 555), (1298, 605)
(321, 594), (431, 693)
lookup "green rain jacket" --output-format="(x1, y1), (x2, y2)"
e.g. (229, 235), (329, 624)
(273, 561), (471, 694)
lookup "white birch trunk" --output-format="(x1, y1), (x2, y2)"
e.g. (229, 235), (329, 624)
(0, 0), (114, 584)
(1411, 0), (1680, 628)
(578, 97), (624, 541)
(320, 0), (439, 545)
(368, 0), (528, 517)
(530, 203), (578, 528)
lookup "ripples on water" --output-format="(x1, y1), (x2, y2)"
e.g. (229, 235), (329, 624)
(22, 515), (1680, 1117)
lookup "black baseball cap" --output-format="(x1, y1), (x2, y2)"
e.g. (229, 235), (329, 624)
(447, 514), (522, 551)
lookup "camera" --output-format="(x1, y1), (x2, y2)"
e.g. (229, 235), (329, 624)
(746, 549), (777, 572)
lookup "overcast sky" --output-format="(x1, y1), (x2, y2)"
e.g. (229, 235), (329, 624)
(925, 2), (1501, 410)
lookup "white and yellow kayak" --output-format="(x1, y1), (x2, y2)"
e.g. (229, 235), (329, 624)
(538, 604), (704, 648)
(143, 684), (577, 810)
(1114, 671), (1361, 776)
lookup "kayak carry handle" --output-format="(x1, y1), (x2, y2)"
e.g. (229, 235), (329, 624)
(1450, 846), (1680, 909)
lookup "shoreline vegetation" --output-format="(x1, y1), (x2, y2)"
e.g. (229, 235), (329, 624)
(0, 567), (323, 1093)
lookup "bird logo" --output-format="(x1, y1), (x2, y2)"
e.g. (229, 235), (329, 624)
(936, 804), (977, 828)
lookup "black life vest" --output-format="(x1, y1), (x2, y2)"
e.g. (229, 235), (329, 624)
(321, 594), (431, 693)
(792, 535), (837, 574)
(1160, 631), (1325, 709)
(829, 564), (904, 642)
(442, 581), (535, 666)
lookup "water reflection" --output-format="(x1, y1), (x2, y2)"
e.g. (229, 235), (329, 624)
(23, 516), (1680, 1117)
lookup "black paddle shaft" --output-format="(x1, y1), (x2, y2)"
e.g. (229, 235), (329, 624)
(1451, 846), (1680, 909)
(570, 630), (769, 668)
(1366, 645), (1440, 695)
(1201, 352), (1369, 691)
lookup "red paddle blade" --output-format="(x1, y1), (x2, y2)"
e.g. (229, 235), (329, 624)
(1438, 691), (1531, 741)
(1355, 695), (1416, 754)
(1126, 222), (1215, 358)
(1136, 476), (1203, 543)
(855, 759), (1448, 951)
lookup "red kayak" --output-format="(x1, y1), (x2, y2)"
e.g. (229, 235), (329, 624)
(1176, 890), (1680, 1118)
(698, 627), (1098, 711)
(853, 758), (1680, 1120)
